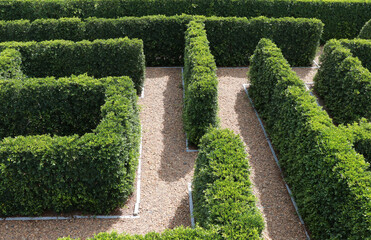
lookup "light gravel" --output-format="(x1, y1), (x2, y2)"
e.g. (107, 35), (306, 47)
(0, 68), (195, 240)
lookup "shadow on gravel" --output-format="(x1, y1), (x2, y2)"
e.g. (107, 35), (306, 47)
(234, 88), (306, 240)
(167, 195), (191, 229)
(158, 68), (196, 182)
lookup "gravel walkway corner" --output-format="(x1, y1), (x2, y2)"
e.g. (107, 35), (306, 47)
(0, 68), (194, 240)
(217, 68), (308, 240)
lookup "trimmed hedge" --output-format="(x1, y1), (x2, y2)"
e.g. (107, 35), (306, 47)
(193, 128), (264, 239)
(0, 38), (145, 94)
(0, 0), (367, 41)
(183, 21), (218, 145)
(340, 119), (371, 168)
(338, 38), (371, 72)
(0, 15), (323, 66)
(0, 74), (141, 216)
(249, 38), (371, 240)
(359, 19), (371, 39)
(0, 48), (23, 79)
(314, 40), (371, 124)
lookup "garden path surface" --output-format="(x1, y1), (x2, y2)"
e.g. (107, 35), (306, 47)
(216, 67), (308, 240)
(0, 68), (195, 239)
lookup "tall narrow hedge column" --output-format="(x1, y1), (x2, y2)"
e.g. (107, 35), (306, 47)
(183, 21), (218, 145)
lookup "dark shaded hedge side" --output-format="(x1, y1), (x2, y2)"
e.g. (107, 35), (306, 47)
(359, 19), (371, 39)
(0, 48), (23, 79)
(338, 39), (371, 72)
(183, 21), (218, 145)
(0, 0), (367, 41)
(0, 38), (145, 94)
(341, 119), (371, 169)
(314, 40), (371, 124)
(248, 38), (371, 240)
(0, 15), (323, 66)
(59, 227), (219, 239)
(193, 128), (264, 239)
(0, 75), (141, 216)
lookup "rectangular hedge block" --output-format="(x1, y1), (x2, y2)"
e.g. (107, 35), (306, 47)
(0, 37), (145, 94)
(0, 15), (323, 67)
(248, 38), (371, 240)
(0, 74), (141, 217)
(0, 48), (23, 80)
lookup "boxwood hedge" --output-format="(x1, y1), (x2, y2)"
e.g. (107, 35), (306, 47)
(359, 19), (371, 39)
(0, 0), (367, 41)
(0, 48), (23, 80)
(183, 21), (218, 145)
(314, 40), (371, 124)
(0, 37), (145, 94)
(338, 38), (371, 72)
(193, 128), (264, 239)
(249, 38), (371, 240)
(0, 74), (141, 216)
(0, 15), (323, 66)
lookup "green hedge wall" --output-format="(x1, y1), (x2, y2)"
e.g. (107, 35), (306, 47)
(0, 0), (367, 41)
(0, 75), (141, 216)
(338, 39), (371, 72)
(314, 40), (371, 124)
(0, 48), (23, 79)
(341, 119), (371, 168)
(359, 19), (371, 39)
(0, 38), (145, 94)
(0, 15), (323, 66)
(248, 38), (371, 240)
(183, 21), (218, 145)
(193, 128), (264, 239)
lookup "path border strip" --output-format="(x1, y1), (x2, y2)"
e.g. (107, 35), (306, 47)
(188, 182), (195, 228)
(242, 84), (311, 240)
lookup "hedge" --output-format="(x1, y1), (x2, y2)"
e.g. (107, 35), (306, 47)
(0, 38), (145, 94)
(0, 48), (23, 79)
(359, 19), (371, 39)
(340, 119), (371, 169)
(338, 38), (371, 72)
(193, 128), (264, 239)
(313, 40), (371, 124)
(248, 38), (371, 239)
(0, 74), (141, 216)
(0, 0), (367, 41)
(0, 15), (323, 66)
(183, 21), (218, 145)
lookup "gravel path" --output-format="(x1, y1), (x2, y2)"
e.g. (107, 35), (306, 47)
(217, 68), (308, 240)
(0, 68), (194, 240)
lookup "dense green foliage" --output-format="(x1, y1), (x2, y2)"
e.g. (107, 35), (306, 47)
(338, 38), (371, 72)
(0, 48), (23, 79)
(193, 128), (264, 239)
(0, 38), (145, 94)
(183, 21), (218, 145)
(314, 40), (371, 124)
(0, 75), (141, 216)
(341, 119), (371, 168)
(59, 227), (219, 240)
(0, 15), (323, 66)
(0, 0), (367, 40)
(359, 19), (371, 39)
(249, 38), (371, 240)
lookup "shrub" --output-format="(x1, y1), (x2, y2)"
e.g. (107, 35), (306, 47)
(0, 0), (367, 40)
(341, 119), (371, 168)
(248, 38), (371, 239)
(338, 38), (371, 72)
(314, 40), (371, 124)
(0, 15), (323, 66)
(0, 38), (145, 94)
(192, 128), (264, 239)
(183, 21), (218, 145)
(0, 74), (141, 216)
(359, 19), (371, 39)
(0, 48), (23, 79)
